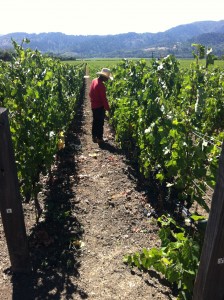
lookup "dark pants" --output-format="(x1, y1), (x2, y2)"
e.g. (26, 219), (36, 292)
(92, 107), (105, 139)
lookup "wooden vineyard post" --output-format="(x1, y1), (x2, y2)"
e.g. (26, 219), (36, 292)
(193, 141), (224, 299)
(0, 108), (31, 273)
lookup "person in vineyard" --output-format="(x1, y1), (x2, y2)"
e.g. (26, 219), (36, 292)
(89, 68), (112, 143)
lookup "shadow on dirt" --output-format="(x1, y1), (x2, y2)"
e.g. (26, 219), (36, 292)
(8, 83), (89, 299)
(98, 140), (122, 154)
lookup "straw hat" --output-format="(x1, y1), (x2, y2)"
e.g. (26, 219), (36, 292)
(96, 68), (112, 79)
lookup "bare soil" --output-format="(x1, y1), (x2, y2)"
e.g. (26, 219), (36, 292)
(0, 75), (176, 299)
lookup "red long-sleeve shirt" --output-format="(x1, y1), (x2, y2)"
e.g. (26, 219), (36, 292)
(89, 78), (110, 111)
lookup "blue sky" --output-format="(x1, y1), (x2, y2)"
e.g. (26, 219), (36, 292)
(1, 0), (224, 35)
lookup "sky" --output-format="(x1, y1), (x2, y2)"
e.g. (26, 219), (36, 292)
(1, 0), (224, 36)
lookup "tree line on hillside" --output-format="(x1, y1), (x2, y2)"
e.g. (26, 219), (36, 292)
(1, 20), (224, 59)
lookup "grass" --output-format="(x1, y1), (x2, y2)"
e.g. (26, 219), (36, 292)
(64, 58), (224, 71)
(65, 57), (224, 81)
(65, 59), (121, 70)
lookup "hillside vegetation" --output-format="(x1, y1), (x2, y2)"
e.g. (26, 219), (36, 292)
(0, 20), (224, 58)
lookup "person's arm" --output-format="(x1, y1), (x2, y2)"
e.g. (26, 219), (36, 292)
(99, 83), (110, 111)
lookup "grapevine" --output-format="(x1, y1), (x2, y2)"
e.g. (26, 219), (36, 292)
(0, 39), (85, 200)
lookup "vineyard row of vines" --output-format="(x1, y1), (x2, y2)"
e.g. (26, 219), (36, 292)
(0, 39), (85, 203)
(106, 46), (224, 299)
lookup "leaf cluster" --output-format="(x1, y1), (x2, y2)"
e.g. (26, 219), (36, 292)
(124, 215), (202, 299)
(0, 39), (85, 200)
(107, 51), (224, 211)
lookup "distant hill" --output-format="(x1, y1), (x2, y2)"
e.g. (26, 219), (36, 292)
(0, 20), (224, 58)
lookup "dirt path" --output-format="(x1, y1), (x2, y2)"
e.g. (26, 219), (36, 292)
(0, 75), (174, 299)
